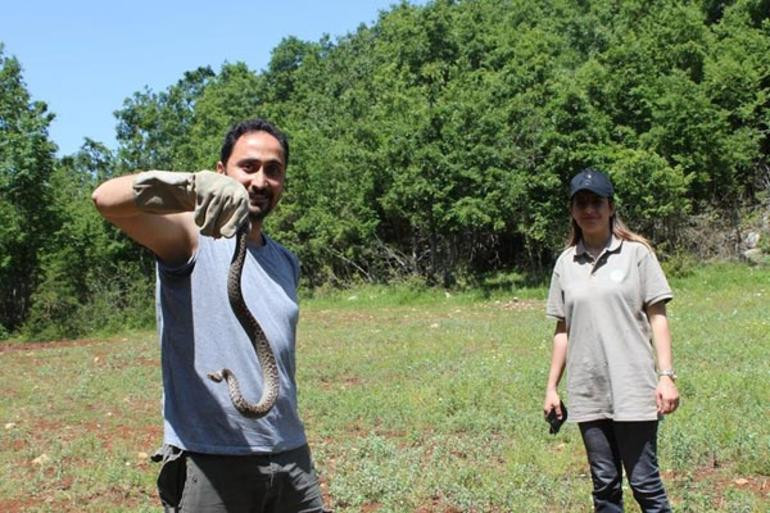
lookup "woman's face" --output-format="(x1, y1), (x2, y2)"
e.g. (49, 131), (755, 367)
(570, 190), (614, 239)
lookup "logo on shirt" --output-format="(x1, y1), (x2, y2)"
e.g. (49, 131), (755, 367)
(609, 269), (625, 283)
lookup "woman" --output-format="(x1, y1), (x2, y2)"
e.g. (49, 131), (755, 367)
(543, 168), (679, 513)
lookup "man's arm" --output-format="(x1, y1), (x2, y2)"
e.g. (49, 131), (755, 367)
(91, 173), (198, 265)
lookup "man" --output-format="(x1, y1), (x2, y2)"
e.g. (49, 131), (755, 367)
(92, 118), (326, 512)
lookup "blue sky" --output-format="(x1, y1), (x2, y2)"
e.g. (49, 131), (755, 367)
(1, 1), (421, 156)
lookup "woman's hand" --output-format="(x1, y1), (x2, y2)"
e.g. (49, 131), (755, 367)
(656, 376), (679, 414)
(543, 389), (564, 419)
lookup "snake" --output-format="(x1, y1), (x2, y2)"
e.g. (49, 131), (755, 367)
(207, 225), (279, 418)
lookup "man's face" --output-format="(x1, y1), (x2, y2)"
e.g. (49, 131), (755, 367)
(217, 130), (286, 221)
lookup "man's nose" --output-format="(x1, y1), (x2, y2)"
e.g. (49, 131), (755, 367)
(249, 168), (267, 189)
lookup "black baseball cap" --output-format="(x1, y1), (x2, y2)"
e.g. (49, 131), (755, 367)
(569, 168), (614, 198)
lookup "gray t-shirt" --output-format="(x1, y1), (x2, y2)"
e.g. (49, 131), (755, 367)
(156, 234), (308, 454)
(546, 236), (672, 422)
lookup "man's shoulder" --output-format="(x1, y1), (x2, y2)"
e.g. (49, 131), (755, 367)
(264, 235), (298, 261)
(263, 235), (300, 284)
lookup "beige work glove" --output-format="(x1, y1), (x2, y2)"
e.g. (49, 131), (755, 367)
(133, 170), (249, 238)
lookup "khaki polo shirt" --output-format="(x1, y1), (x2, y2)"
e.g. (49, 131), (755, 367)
(546, 236), (672, 422)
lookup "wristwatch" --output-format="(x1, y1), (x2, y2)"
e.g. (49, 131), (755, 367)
(657, 369), (678, 381)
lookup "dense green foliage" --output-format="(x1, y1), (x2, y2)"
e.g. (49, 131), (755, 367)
(0, 45), (58, 336)
(1, 0), (768, 339)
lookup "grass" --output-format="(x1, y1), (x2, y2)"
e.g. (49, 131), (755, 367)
(1, 263), (768, 512)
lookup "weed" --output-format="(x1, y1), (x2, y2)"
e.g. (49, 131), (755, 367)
(1, 263), (768, 512)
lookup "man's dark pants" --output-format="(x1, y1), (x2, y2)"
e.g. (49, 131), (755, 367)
(158, 443), (325, 513)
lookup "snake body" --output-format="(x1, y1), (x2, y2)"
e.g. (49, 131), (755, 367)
(207, 226), (279, 418)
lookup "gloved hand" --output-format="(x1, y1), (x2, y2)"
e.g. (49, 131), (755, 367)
(133, 170), (250, 238)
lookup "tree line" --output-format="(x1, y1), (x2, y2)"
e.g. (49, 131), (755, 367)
(1, 0), (768, 340)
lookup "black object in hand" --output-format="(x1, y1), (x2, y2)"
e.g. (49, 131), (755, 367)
(546, 401), (568, 434)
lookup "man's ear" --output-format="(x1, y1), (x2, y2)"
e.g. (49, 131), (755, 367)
(215, 161), (225, 174)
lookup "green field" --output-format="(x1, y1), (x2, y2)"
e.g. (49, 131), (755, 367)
(1, 263), (768, 512)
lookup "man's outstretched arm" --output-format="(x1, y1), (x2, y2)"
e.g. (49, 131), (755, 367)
(92, 171), (248, 265)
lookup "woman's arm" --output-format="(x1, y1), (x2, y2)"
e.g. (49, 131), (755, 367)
(543, 320), (568, 419)
(646, 301), (680, 415)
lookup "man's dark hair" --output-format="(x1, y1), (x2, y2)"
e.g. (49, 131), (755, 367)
(220, 118), (290, 167)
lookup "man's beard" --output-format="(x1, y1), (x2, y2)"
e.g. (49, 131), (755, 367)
(248, 191), (274, 221)
(249, 208), (270, 222)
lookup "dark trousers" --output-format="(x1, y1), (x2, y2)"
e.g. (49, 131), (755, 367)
(578, 420), (671, 513)
(157, 444), (326, 513)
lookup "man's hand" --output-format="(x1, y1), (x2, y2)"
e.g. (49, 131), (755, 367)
(133, 170), (249, 238)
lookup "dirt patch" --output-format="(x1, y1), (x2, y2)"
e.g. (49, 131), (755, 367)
(82, 421), (162, 452)
(668, 466), (769, 498)
(316, 373), (364, 391)
(415, 494), (465, 513)
(303, 309), (378, 324)
(490, 298), (543, 312)
(0, 498), (38, 513)
(0, 338), (111, 354)
(135, 355), (160, 367)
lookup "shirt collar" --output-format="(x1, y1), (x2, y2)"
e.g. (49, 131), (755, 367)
(575, 234), (623, 259)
